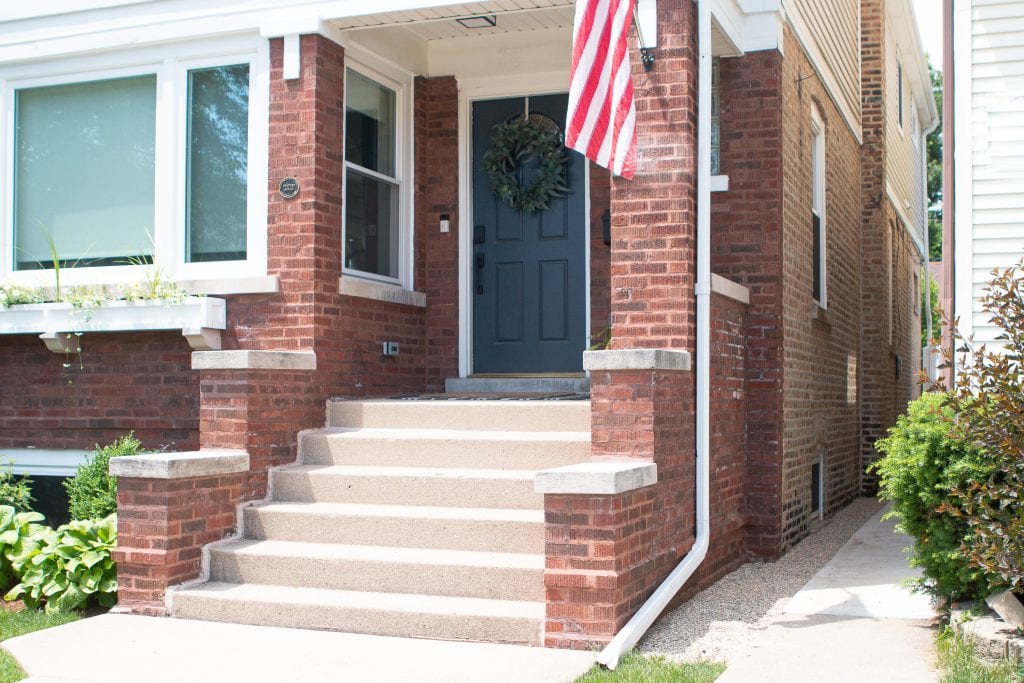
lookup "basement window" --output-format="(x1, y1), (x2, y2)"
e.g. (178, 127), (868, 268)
(811, 458), (823, 520)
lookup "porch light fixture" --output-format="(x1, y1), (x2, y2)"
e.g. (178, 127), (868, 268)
(456, 15), (497, 29)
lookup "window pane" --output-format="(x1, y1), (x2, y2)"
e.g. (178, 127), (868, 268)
(14, 76), (156, 270)
(345, 169), (398, 278)
(187, 64), (250, 263)
(813, 212), (822, 302)
(345, 70), (395, 177)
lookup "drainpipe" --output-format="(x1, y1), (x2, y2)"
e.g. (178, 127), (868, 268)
(596, 0), (712, 668)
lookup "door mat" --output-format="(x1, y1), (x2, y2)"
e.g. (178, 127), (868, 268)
(388, 392), (590, 401)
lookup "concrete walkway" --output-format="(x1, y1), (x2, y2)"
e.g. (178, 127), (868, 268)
(719, 506), (939, 682)
(6, 614), (595, 683)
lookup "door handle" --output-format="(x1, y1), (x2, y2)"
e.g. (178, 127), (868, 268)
(475, 254), (485, 295)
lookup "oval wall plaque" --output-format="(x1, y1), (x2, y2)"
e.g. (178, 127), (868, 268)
(279, 177), (300, 199)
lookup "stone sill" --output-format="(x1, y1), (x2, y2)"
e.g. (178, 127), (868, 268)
(583, 349), (692, 372)
(192, 349), (317, 371)
(0, 297), (226, 352)
(535, 461), (657, 495)
(339, 276), (426, 308)
(109, 449), (249, 480)
(711, 273), (751, 305)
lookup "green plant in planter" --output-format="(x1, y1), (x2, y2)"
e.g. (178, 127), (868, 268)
(0, 282), (44, 309)
(7, 514), (118, 613)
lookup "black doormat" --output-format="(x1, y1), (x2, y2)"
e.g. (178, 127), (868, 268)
(388, 392), (590, 401)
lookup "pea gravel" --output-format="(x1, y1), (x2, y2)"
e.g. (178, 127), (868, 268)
(639, 497), (886, 663)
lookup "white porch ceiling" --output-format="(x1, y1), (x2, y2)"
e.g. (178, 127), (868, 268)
(333, 0), (575, 41)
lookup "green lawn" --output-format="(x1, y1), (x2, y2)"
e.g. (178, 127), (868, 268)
(575, 652), (725, 683)
(0, 609), (79, 683)
(937, 627), (1024, 683)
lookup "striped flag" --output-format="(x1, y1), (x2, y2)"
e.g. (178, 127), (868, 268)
(566, 0), (638, 179)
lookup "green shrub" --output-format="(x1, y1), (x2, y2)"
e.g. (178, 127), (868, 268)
(873, 392), (996, 600)
(0, 506), (48, 591)
(0, 465), (34, 513)
(64, 434), (146, 519)
(6, 514), (117, 613)
(941, 263), (1024, 592)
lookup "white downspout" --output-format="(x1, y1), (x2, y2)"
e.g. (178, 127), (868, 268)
(922, 116), (939, 381)
(596, 0), (712, 668)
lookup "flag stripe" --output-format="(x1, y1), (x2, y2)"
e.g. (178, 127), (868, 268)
(566, 0), (638, 180)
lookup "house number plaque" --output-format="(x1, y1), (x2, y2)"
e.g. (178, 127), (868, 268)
(279, 177), (300, 199)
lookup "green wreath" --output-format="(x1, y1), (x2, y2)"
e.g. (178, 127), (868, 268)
(483, 116), (570, 213)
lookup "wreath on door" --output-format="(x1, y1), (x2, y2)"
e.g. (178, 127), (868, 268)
(483, 115), (570, 214)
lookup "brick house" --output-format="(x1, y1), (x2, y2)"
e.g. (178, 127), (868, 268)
(0, 0), (934, 655)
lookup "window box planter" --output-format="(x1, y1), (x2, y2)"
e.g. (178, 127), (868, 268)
(0, 296), (226, 352)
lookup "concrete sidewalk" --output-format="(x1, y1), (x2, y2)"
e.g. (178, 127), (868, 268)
(6, 614), (595, 683)
(718, 506), (939, 682)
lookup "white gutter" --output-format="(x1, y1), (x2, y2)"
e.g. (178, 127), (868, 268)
(596, 0), (713, 668)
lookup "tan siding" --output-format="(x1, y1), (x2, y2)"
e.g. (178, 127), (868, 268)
(969, 0), (1024, 344)
(787, 0), (861, 129)
(884, 29), (927, 255)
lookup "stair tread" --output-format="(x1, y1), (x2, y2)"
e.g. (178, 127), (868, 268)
(279, 464), (538, 479)
(249, 501), (543, 523)
(175, 582), (545, 619)
(306, 427), (591, 441)
(214, 539), (543, 569)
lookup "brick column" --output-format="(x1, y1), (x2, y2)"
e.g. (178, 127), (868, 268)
(194, 350), (321, 501)
(110, 450), (248, 615)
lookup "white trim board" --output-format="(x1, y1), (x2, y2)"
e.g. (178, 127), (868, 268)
(0, 449), (90, 478)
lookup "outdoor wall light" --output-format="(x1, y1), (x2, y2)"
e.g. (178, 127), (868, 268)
(456, 15), (497, 29)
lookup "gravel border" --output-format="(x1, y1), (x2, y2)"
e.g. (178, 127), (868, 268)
(639, 496), (886, 663)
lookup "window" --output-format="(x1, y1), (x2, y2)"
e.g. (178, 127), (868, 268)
(811, 107), (826, 307)
(186, 64), (250, 263)
(711, 58), (721, 175)
(897, 59), (904, 128)
(2, 39), (268, 288)
(14, 76), (157, 270)
(344, 68), (401, 281)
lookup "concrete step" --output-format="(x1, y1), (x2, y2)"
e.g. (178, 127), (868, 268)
(171, 582), (544, 645)
(299, 428), (590, 469)
(271, 465), (542, 509)
(328, 399), (591, 433)
(243, 502), (544, 554)
(209, 540), (544, 601)
(444, 377), (590, 394)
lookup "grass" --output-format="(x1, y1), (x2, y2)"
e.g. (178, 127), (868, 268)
(937, 626), (1024, 683)
(574, 652), (725, 683)
(0, 609), (79, 683)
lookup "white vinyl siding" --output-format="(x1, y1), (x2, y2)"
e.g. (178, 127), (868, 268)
(885, 31), (927, 257)
(786, 0), (861, 131)
(959, 0), (1024, 345)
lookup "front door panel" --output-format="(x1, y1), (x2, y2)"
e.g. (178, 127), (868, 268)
(471, 94), (586, 374)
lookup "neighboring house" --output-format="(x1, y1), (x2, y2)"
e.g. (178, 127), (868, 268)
(944, 0), (1024, 354)
(0, 0), (933, 652)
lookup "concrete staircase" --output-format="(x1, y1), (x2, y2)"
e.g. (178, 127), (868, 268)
(171, 398), (591, 645)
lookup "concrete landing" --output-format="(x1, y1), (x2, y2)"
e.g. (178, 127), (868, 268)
(7, 614), (595, 683)
(719, 507), (939, 682)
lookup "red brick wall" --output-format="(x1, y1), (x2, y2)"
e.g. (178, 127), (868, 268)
(712, 50), (786, 559)
(779, 25), (863, 547)
(114, 471), (244, 614)
(417, 76), (461, 393)
(0, 333), (198, 452)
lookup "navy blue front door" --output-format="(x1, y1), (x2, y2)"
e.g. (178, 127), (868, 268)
(471, 94), (587, 374)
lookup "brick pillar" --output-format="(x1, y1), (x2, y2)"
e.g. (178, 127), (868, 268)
(540, 0), (701, 650)
(860, 0), (893, 493)
(111, 451), (248, 615)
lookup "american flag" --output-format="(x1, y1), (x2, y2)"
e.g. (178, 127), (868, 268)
(565, 0), (638, 179)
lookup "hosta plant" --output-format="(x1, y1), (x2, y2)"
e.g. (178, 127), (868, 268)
(0, 506), (48, 590)
(6, 514), (117, 613)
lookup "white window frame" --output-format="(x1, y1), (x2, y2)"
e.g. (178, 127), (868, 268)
(0, 35), (269, 292)
(811, 105), (827, 309)
(341, 51), (414, 291)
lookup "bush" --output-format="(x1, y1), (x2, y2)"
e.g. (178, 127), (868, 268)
(873, 392), (996, 599)
(941, 263), (1024, 592)
(64, 434), (146, 519)
(0, 506), (48, 591)
(0, 465), (34, 513)
(6, 514), (117, 613)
